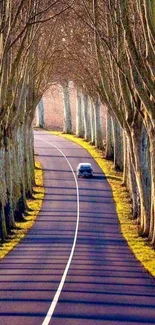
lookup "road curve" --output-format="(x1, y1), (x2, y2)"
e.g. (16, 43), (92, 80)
(0, 130), (155, 325)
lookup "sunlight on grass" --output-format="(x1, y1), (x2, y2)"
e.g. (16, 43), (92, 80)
(0, 161), (44, 259)
(50, 131), (155, 277)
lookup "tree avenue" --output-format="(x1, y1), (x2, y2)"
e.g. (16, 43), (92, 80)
(0, 0), (155, 251)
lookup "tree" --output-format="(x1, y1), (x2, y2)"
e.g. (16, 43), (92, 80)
(76, 89), (84, 137)
(36, 98), (45, 128)
(62, 81), (72, 134)
(0, 0), (75, 241)
(105, 109), (114, 160)
(90, 0), (155, 242)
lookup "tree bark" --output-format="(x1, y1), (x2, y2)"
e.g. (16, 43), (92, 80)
(105, 109), (114, 159)
(90, 99), (95, 145)
(123, 134), (140, 219)
(82, 93), (91, 141)
(112, 114), (123, 171)
(0, 203), (7, 242)
(24, 120), (35, 198)
(76, 89), (84, 138)
(129, 124), (151, 236)
(0, 145), (7, 240)
(94, 96), (103, 149)
(4, 137), (16, 231)
(36, 98), (45, 128)
(62, 81), (72, 134)
(147, 128), (155, 245)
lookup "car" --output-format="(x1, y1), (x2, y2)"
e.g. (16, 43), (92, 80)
(77, 163), (93, 178)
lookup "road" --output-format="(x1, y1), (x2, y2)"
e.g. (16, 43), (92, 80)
(0, 130), (155, 325)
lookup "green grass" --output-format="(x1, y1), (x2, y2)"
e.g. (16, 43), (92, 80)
(49, 131), (155, 277)
(0, 161), (44, 259)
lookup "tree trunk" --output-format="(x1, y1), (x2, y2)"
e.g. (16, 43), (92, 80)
(82, 93), (91, 141)
(4, 137), (16, 231)
(0, 145), (7, 241)
(124, 135), (140, 219)
(0, 203), (7, 242)
(62, 81), (72, 134)
(24, 120), (35, 198)
(148, 129), (155, 245)
(105, 109), (114, 159)
(76, 89), (84, 137)
(129, 154), (140, 220)
(90, 99), (95, 145)
(112, 114), (123, 171)
(122, 132), (128, 185)
(14, 125), (27, 220)
(36, 98), (45, 128)
(94, 96), (103, 149)
(129, 124), (151, 236)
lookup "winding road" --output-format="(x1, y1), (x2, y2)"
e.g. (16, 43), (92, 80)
(0, 130), (155, 325)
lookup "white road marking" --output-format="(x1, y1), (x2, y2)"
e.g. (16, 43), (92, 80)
(36, 136), (80, 325)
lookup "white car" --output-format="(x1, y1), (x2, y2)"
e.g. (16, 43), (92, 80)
(77, 163), (93, 178)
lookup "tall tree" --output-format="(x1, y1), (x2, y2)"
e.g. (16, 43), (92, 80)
(36, 98), (45, 128)
(62, 81), (72, 134)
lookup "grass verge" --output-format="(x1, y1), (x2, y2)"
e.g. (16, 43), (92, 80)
(0, 161), (44, 259)
(50, 131), (155, 277)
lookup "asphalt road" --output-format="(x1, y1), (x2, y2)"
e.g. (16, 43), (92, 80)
(0, 130), (155, 325)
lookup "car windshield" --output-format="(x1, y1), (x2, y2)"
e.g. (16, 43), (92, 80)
(80, 166), (91, 170)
